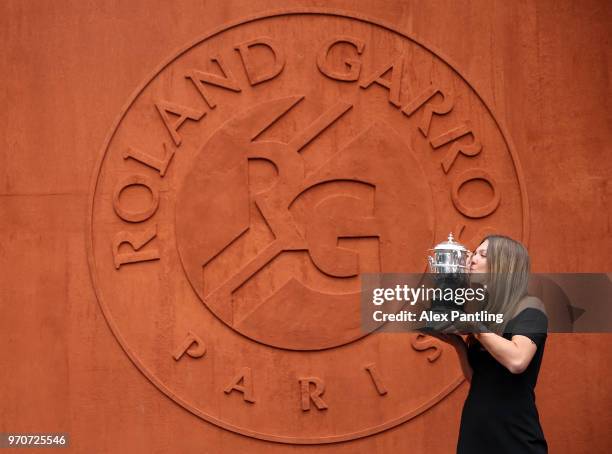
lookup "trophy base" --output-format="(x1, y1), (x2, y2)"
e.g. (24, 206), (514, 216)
(418, 306), (460, 333)
(417, 271), (470, 333)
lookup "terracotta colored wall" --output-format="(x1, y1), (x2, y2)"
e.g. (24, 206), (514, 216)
(1, 1), (610, 453)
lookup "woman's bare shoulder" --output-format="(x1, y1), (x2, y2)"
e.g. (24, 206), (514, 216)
(515, 295), (547, 316)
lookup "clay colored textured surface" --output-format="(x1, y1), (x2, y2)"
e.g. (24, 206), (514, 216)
(1, 1), (611, 453)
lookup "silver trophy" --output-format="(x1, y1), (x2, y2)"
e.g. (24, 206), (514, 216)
(427, 233), (471, 274)
(421, 233), (471, 332)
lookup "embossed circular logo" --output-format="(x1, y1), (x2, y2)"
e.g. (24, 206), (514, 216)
(88, 10), (528, 444)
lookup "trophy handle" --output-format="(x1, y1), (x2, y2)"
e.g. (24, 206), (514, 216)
(427, 256), (435, 272)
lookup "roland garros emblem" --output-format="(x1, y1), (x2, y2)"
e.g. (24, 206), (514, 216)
(88, 10), (529, 444)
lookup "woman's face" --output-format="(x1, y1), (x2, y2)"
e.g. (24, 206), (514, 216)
(469, 240), (489, 277)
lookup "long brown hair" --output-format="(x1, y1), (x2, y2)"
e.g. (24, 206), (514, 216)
(479, 235), (531, 334)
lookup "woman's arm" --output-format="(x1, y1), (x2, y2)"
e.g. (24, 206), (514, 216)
(474, 332), (537, 374)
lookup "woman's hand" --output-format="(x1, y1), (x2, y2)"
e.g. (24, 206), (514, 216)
(426, 331), (464, 348)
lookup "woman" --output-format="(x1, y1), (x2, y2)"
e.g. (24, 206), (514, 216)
(435, 235), (548, 454)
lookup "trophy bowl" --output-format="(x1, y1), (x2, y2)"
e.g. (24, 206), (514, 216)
(427, 233), (471, 275)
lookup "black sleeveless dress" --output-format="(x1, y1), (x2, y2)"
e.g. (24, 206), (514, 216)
(457, 308), (548, 454)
